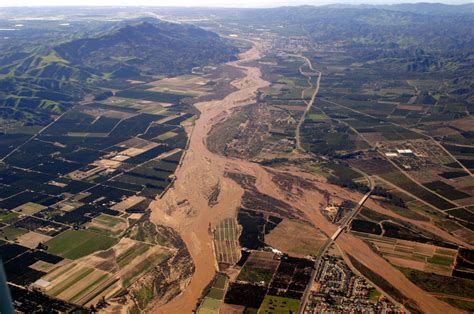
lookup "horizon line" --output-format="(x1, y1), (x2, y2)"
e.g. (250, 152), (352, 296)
(1, 2), (473, 9)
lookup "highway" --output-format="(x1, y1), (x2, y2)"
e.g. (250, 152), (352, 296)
(298, 179), (373, 314)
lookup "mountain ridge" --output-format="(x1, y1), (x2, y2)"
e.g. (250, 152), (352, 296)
(0, 19), (238, 125)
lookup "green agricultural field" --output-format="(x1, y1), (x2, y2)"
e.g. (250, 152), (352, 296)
(197, 273), (227, 314)
(69, 273), (109, 304)
(435, 248), (457, 256)
(0, 226), (28, 240)
(258, 295), (300, 314)
(213, 273), (227, 289)
(237, 266), (275, 285)
(157, 131), (178, 141)
(136, 283), (155, 309)
(46, 230), (118, 259)
(48, 267), (95, 297)
(116, 242), (150, 268)
(308, 113), (327, 121)
(0, 211), (19, 223)
(208, 287), (225, 300)
(427, 255), (454, 267)
(304, 164), (331, 178)
(197, 297), (221, 314)
(177, 75), (197, 80)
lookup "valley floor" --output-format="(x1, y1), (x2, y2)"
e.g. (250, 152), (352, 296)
(150, 42), (460, 314)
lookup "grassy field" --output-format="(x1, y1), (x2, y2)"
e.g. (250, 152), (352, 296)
(197, 297), (221, 314)
(88, 214), (127, 236)
(307, 113), (328, 121)
(197, 273), (228, 314)
(237, 251), (279, 286)
(13, 202), (47, 215)
(46, 230), (118, 259)
(214, 273), (227, 289)
(208, 287), (225, 299)
(157, 131), (178, 141)
(258, 295), (300, 314)
(368, 288), (381, 300)
(0, 226), (28, 240)
(0, 211), (19, 222)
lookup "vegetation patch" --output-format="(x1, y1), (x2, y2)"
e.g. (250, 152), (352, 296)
(258, 295), (300, 314)
(237, 251), (279, 286)
(13, 202), (47, 215)
(46, 230), (118, 259)
(0, 226), (28, 240)
(400, 267), (474, 298)
(440, 298), (474, 311)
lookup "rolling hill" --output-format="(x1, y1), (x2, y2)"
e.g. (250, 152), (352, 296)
(0, 20), (238, 125)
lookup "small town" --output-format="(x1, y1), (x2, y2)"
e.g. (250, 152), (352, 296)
(305, 254), (403, 314)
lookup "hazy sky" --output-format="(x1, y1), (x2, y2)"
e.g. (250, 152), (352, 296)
(1, 0), (470, 7)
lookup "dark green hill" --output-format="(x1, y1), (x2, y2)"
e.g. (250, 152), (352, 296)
(54, 21), (238, 78)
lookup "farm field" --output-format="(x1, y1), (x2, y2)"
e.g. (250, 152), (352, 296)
(237, 251), (279, 286)
(0, 56), (205, 311)
(46, 230), (118, 259)
(213, 218), (241, 267)
(87, 214), (128, 236)
(258, 295), (300, 314)
(146, 75), (211, 97)
(223, 250), (313, 312)
(356, 233), (458, 276)
(196, 273), (229, 314)
(265, 219), (327, 257)
(40, 262), (119, 306)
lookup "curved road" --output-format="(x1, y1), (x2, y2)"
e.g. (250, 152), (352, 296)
(291, 54), (322, 152)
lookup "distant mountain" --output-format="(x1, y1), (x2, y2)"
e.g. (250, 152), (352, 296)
(222, 5), (473, 51)
(324, 3), (474, 15)
(54, 21), (238, 78)
(378, 3), (474, 15)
